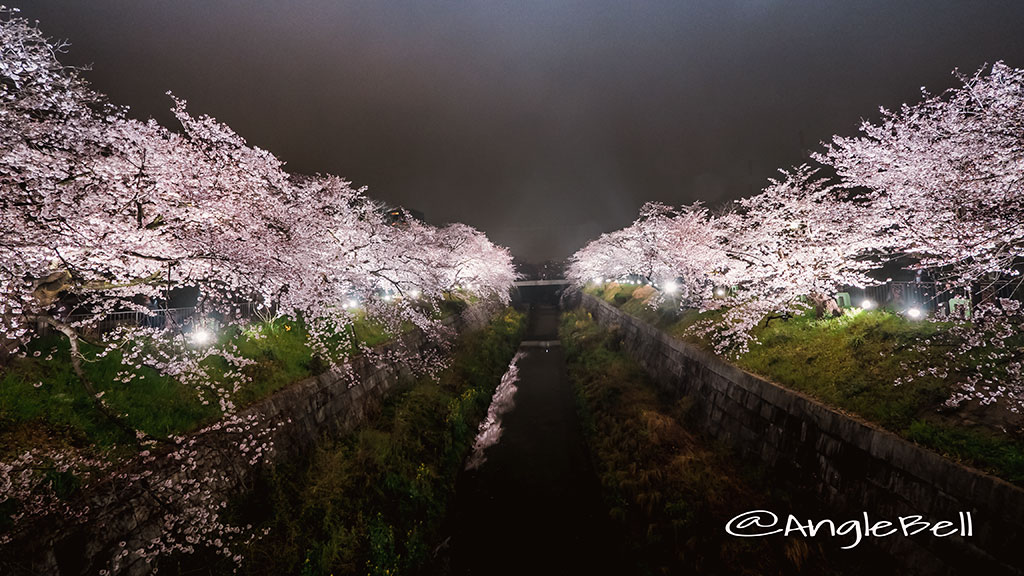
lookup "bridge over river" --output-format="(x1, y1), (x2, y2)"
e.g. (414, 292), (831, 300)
(512, 279), (571, 287)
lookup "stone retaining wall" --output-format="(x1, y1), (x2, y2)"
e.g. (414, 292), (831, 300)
(582, 293), (1023, 575)
(3, 300), (502, 575)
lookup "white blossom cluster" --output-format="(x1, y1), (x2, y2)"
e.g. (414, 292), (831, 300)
(0, 6), (515, 365)
(569, 62), (1024, 407)
(0, 7), (516, 569)
(0, 448), (109, 545)
(570, 167), (882, 354)
(100, 413), (284, 574)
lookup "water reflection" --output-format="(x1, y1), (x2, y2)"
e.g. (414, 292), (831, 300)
(465, 351), (526, 470)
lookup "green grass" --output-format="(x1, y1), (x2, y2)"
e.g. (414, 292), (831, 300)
(199, 307), (528, 576)
(0, 334), (218, 457)
(0, 308), (452, 462)
(905, 419), (1024, 483)
(559, 309), (876, 575)
(585, 282), (720, 343)
(584, 285), (1024, 485)
(738, 309), (948, 430)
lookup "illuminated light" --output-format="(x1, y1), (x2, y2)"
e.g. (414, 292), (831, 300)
(714, 287), (726, 297)
(861, 299), (876, 310)
(663, 281), (679, 295)
(907, 307), (923, 319)
(347, 299), (358, 309)
(592, 277), (603, 285)
(383, 294), (393, 302)
(409, 289), (421, 298)
(191, 328), (213, 346)
(788, 221), (801, 230)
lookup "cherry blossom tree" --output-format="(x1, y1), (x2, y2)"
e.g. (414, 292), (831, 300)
(816, 62), (1024, 288)
(0, 8), (515, 569)
(568, 202), (728, 306)
(815, 62), (1024, 413)
(697, 166), (890, 352)
(570, 168), (888, 352)
(567, 226), (646, 285)
(570, 61), (1024, 412)
(0, 5), (513, 396)
(429, 222), (517, 299)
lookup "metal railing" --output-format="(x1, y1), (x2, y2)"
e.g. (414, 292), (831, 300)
(54, 301), (261, 335)
(841, 280), (1021, 314)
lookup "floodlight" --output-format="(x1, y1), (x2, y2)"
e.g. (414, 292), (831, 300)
(191, 328), (213, 345)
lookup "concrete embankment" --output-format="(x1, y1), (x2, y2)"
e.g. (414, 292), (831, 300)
(3, 301), (501, 576)
(582, 293), (1024, 576)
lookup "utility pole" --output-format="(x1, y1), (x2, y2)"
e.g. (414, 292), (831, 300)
(166, 262), (171, 311)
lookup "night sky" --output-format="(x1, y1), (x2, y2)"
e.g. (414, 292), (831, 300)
(14, 1), (1024, 261)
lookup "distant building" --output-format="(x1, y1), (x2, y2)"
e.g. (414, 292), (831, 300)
(382, 206), (425, 226)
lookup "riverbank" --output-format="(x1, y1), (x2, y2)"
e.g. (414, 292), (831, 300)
(580, 293), (1024, 574)
(205, 307), (527, 576)
(585, 283), (1024, 486)
(0, 300), (505, 575)
(560, 308), (889, 574)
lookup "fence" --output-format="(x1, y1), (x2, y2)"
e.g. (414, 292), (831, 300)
(50, 301), (262, 336)
(840, 280), (1021, 315)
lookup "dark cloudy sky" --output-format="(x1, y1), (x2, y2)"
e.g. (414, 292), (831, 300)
(15, 1), (1024, 261)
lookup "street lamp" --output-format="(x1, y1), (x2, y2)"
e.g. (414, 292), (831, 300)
(190, 327), (214, 346)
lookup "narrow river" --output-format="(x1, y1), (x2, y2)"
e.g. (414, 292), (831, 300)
(449, 303), (630, 576)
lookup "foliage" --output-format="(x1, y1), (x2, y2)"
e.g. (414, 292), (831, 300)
(568, 61), (1024, 413)
(0, 7), (517, 568)
(214, 308), (527, 576)
(590, 290), (1024, 484)
(559, 309), (864, 575)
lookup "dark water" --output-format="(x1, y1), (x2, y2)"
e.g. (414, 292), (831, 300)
(449, 304), (630, 576)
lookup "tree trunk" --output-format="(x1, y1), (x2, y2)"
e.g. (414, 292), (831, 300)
(40, 316), (145, 445)
(807, 292), (842, 318)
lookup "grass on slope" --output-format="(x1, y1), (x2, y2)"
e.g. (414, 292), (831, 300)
(585, 283), (1024, 485)
(1, 310), (413, 461)
(205, 307), (528, 576)
(560, 309), (887, 575)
